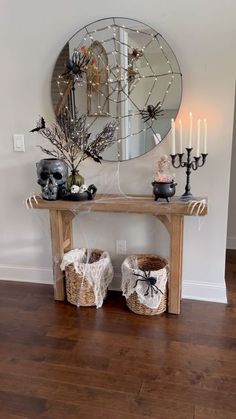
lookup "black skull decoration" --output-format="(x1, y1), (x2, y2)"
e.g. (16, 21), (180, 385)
(36, 158), (68, 200)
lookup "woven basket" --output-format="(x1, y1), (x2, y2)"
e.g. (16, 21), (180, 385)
(124, 254), (168, 316)
(64, 249), (110, 307)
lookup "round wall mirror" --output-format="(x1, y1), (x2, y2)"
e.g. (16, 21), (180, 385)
(51, 17), (182, 161)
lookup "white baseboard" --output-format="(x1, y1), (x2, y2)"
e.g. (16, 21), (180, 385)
(182, 280), (227, 303)
(0, 265), (227, 304)
(110, 267), (227, 304)
(109, 266), (122, 291)
(227, 236), (236, 249)
(0, 264), (53, 284)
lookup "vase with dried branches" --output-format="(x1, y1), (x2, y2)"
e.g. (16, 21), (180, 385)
(30, 109), (118, 187)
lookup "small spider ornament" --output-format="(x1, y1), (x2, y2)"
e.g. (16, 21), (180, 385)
(130, 48), (143, 60)
(139, 102), (163, 124)
(62, 50), (90, 79)
(133, 268), (164, 298)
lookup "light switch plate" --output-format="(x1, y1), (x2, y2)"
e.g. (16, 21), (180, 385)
(13, 134), (25, 152)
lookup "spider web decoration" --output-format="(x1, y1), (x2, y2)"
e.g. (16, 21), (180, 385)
(52, 17), (182, 161)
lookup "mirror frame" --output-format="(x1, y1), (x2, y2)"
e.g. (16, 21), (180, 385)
(51, 17), (183, 162)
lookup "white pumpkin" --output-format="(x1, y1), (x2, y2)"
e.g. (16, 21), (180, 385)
(70, 185), (80, 194)
(79, 184), (88, 193)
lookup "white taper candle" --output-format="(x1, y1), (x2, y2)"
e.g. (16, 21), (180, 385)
(179, 119), (183, 153)
(189, 112), (193, 148)
(203, 118), (207, 154)
(171, 118), (175, 154)
(196, 119), (201, 157)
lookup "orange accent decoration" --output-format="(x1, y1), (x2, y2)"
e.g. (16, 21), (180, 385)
(90, 58), (96, 66)
(81, 46), (88, 55)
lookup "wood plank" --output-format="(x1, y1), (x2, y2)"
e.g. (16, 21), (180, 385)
(61, 210), (74, 253)
(41, 400), (158, 419)
(49, 210), (65, 300)
(49, 210), (74, 300)
(32, 195), (208, 217)
(0, 273), (234, 419)
(194, 406), (236, 418)
(168, 215), (184, 313)
(0, 373), (194, 419)
(63, 238), (70, 250)
(0, 358), (142, 395)
(140, 380), (236, 412)
(0, 389), (46, 418)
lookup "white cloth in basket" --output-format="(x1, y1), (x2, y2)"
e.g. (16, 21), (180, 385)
(60, 248), (113, 308)
(121, 255), (168, 309)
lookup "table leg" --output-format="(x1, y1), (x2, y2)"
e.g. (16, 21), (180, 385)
(49, 210), (74, 300)
(168, 215), (184, 314)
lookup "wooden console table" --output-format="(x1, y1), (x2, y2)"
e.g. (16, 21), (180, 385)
(32, 195), (207, 314)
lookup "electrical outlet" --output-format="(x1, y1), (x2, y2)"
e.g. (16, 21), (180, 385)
(116, 240), (126, 255)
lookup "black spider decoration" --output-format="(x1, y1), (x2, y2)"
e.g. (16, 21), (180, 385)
(139, 102), (163, 124)
(133, 268), (164, 298)
(130, 48), (143, 60)
(62, 50), (90, 78)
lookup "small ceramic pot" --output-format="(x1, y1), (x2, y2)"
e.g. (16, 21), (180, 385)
(152, 180), (177, 202)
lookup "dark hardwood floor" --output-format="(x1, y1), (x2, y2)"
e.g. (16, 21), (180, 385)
(0, 251), (236, 418)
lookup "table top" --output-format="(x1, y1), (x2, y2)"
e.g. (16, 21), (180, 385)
(32, 194), (208, 216)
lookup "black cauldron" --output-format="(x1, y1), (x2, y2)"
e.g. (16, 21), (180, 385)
(152, 180), (177, 202)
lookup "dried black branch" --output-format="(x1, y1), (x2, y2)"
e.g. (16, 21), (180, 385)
(30, 109), (118, 173)
(38, 146), (59, 158)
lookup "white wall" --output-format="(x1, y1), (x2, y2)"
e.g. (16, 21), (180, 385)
(227, 87), (236, 248)
(1, 0), (236, 302)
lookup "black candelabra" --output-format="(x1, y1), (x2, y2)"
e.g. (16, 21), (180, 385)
(170, 148), (208, 200)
